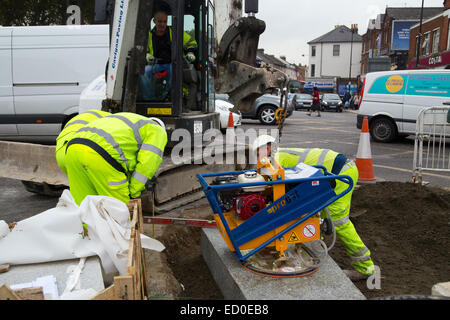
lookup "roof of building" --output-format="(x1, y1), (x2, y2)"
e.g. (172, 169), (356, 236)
(308, 25), (363, 44)
(384, 7), (443, 21)
(256, 49), (297, 69)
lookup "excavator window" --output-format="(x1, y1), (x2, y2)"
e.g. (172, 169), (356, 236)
(138, 1), (203, 114)
(135, 0), (218, 125)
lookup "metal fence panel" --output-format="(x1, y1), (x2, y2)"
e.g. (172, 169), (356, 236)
(412, 106), (450, 184)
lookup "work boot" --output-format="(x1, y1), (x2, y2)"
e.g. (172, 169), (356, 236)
(343, 269), (369, 281)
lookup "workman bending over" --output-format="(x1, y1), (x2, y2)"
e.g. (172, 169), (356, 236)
(252, 135), (375, 281)
(55, 110), (111, 175)
(65, 112), (167, 206)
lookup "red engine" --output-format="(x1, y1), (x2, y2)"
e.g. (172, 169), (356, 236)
(234, 194), (266, 220)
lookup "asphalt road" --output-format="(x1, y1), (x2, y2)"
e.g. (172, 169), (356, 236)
(1, 109), (449, 223)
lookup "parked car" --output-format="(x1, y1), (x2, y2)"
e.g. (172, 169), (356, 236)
(0, 24), (109, 141)
(214, 99), (242, 132)
(291, 93), (313, 110)
(80, 76), (242, 133)
(321, 93), (343, 112)
(215, 93), (294, 125)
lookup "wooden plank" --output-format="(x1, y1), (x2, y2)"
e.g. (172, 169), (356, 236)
(114, 276), (135, 300)
(0, 264), (9, 274)
(90, 198), (147, 300)
(14, 287), (44, 300)
(0, 285), (20, 300)
(91, 285), (116, 300)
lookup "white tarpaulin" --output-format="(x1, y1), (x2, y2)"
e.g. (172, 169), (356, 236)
(0, 190), (164, 275)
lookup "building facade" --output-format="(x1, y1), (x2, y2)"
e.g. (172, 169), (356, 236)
(307, 25), (362, 94)
(360, 7), (442, 73)
(407, 1), (450, 69)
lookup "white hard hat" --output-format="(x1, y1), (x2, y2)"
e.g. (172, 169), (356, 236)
(252, 134), (276, 153)
(149, 117), (166, 131)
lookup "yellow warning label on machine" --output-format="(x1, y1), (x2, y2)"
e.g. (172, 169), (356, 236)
(288, 231), (300, 243)
(147, 108), (172, 115)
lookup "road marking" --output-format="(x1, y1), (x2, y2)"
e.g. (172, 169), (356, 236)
(373, 164), (450, 180)
(375, 150), (415, 158)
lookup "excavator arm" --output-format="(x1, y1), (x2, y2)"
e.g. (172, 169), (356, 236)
(214, 0), (288, 113)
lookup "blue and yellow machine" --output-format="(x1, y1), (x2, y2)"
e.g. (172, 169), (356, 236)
(197, 157), (353, 278)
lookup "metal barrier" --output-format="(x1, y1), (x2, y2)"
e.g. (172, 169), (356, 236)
(412, 106), (450, 184)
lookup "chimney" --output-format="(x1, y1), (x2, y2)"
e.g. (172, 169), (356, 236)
(444, 0), (450, 10)
(280, 55), (286, 61)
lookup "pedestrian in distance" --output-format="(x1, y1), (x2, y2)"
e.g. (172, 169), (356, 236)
(349, 92), (356, 109)
(307, 86), (321, 117)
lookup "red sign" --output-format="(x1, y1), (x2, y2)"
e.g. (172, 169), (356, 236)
(407, 51), (450, 69)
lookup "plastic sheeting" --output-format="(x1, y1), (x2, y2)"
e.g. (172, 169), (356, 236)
(0, 190), (164, 275)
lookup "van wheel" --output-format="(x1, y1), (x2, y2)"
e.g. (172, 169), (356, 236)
(370, 117), (397, 142)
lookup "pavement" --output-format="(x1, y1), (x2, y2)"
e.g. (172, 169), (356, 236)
(201, 228), (366, 300)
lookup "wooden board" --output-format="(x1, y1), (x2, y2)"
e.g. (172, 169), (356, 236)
(0, 285), (20, 300)
(92, 199), (148, 300)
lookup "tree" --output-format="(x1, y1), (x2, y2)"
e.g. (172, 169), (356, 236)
(0, 0), (96, 26)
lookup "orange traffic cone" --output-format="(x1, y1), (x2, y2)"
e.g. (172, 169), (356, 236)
(355, 116), (376, 181)
(227, 111), (234, 128)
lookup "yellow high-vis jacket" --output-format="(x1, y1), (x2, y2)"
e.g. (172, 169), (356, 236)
(55, 110), (111, 174)
(69, 112), (168, 199)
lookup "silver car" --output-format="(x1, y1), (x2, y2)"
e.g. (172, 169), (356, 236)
(215, 94), (294, 125)
(291, 93), (313, 110)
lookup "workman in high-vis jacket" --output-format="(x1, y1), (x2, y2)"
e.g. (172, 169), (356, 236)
(55, 110), (111, 175)
(146, 10), (197, 65)
(141, 10), (197, 101)
(64, 112), (168, 206)
(252, 136), (375, 281)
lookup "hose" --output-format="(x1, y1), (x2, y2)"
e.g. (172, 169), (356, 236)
(297, 208), (337, 269)
(324, 208), (337, 251)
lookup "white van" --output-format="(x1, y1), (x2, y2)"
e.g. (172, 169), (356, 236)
(0, 24), (109, 141)
(357, 69), (450, 142)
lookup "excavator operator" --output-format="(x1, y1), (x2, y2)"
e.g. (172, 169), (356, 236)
(139, 9), (197, 102)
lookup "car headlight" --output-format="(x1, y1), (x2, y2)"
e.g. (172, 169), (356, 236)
(323, 102), (328, 105)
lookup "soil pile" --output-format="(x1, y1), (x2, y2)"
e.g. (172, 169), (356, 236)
(151, 182), (450, 299)
(330, 181), (450, 299)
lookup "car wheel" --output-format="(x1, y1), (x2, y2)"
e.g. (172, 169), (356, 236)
(370, 117), (397, 142)
(258, 105), (277, 125)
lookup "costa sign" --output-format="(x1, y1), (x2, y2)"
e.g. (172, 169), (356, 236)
(429, 55), (442, 65)
(408, 51), (450, 69)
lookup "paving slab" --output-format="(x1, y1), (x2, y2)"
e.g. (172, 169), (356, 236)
(201, 228), (366, 300)
(0, 256), (105, 298)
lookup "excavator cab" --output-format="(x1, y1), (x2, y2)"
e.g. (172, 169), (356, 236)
(103, 0), (219, 146)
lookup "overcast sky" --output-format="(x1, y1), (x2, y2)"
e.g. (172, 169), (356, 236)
(257, 0), (445, 66)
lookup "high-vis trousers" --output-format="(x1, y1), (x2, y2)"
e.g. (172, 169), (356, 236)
(65, 144), (130, 206)
(326, 161), (375, 276)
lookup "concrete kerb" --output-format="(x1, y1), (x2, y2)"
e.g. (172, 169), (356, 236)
(201, 228), (366, 300)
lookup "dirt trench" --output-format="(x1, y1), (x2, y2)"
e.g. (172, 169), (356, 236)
(144, 182), (450, 300)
